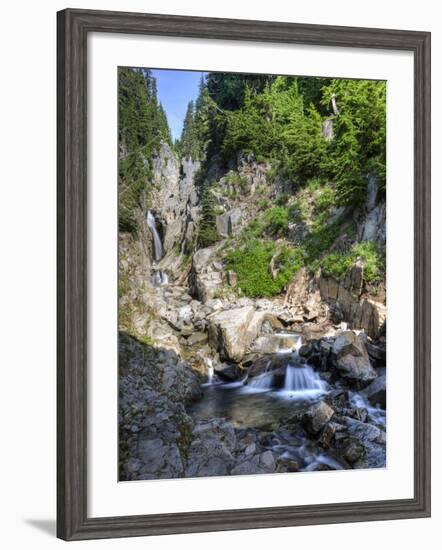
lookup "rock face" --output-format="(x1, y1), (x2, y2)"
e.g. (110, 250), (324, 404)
(332, 331), (377, 383)
(208, 306), (255, 362)
(319, 274), (386, 338)
(216, 208), (242, 238)
(188, 246), (224, 302)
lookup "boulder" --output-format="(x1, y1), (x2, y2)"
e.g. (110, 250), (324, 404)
(303, 401), (335, 434)
(361, 374), (386, 408)
(186, 331), (208, 347)
(214, 362), (240, 381)
(208, 306), (255, 362)
(332, 331), (377, 383)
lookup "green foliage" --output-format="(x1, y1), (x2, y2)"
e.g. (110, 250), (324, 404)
(263, 207), (289, 236)
(319, 241), (384, 283)
(320, 79), (386, 205)
(226, 240), (303, 297)
(224, 171), (249, 194)
(315, 184), (335, 212)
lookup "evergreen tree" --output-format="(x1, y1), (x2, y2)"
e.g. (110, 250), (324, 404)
(197, 185), (219, 248)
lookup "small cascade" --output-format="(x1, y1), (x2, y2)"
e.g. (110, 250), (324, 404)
(206, 359), (214, 385)
(147, 210), (168, 287)
(147, 211), (164, 261)
(152, 270), (169, 287)
(248, 360), (273, 391)
(282, 364), (327, 399)
(274, 333), (302, 354)
(350, 392), (386, 428)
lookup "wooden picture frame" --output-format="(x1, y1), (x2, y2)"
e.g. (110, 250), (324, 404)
(57, 8), (431, 541)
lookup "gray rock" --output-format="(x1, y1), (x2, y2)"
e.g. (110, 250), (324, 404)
(361, 374), (386, 408)
(187, 331), (208, 347)
(208, 306), (255, 362)
(332, 331), (377, 383)
(185, 419), (237, 478)
(259, 450), (276, 471)
(303, 401), (335, 434)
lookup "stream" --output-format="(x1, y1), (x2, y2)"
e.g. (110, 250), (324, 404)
(187, 332), (385, 472)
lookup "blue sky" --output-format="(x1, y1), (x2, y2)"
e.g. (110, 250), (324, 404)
(152, 69), (205, 141)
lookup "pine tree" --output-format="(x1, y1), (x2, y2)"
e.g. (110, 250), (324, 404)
(197, 185), (219, 248)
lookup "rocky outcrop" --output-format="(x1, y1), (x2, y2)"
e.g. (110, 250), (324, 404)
(319, 271), (386, 338)
(359, 177), (386, 246)
(216, 208), (242, 238)
(188, 246), (224, 302)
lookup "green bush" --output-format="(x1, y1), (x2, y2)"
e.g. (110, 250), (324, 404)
(315, 184), (335, 212)
(263, 207), (289, 236)
(226, 240), (303, 298)
(319, 240), (383, 282)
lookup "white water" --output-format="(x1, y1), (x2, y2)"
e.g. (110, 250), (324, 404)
(152, 271), (169, 286)
(248, 360), (273, 390)
(147, 211), (169, 286)
(350, 392), (386, 428)
(274, 332), (302, 354)
(282, 364), (328, 399)
(147, 211), (163, 261)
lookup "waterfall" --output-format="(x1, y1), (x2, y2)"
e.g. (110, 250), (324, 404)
(147, 210), (168, 286)
(147, 211), (163, 261)
(152, 271), (169, 287)
(281, 335), (328, 399)
(207, 359), (214, 384)
(283, 364), (327, 397)
(248, 360), (273, 390)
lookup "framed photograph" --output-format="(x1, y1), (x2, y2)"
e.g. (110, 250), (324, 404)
(57, 8), (431, 541)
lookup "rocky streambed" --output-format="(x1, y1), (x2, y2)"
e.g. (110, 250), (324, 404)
(119, 321), (386, 481)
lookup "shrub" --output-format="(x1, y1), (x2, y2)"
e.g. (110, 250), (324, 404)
(263, 206), (289, 236)
(319, 240), (383, 282)
(275, 193), (290, 206)
(258, 198), (270, 211)
(315, 184), (335, 212)
(226, 241), (303, 297)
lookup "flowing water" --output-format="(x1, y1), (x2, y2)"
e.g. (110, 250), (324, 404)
(190, 334), (329, 427)
(147, 211), (163, 261)
(147, 210), (168, 286)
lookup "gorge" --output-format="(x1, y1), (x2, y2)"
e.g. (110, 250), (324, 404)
(118, 68), (387, 481)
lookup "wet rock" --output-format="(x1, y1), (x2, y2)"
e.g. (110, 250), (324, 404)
(214, 362), (240, 381)
(259, 450), (276, 471)
(303, 401), (335, 434)
(299, 343), (313, 358)
(361, 374), (386, 408)
(343, 417), (386, 469)
(344, 439), (365, 464)
(367, 341), (386, 364)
